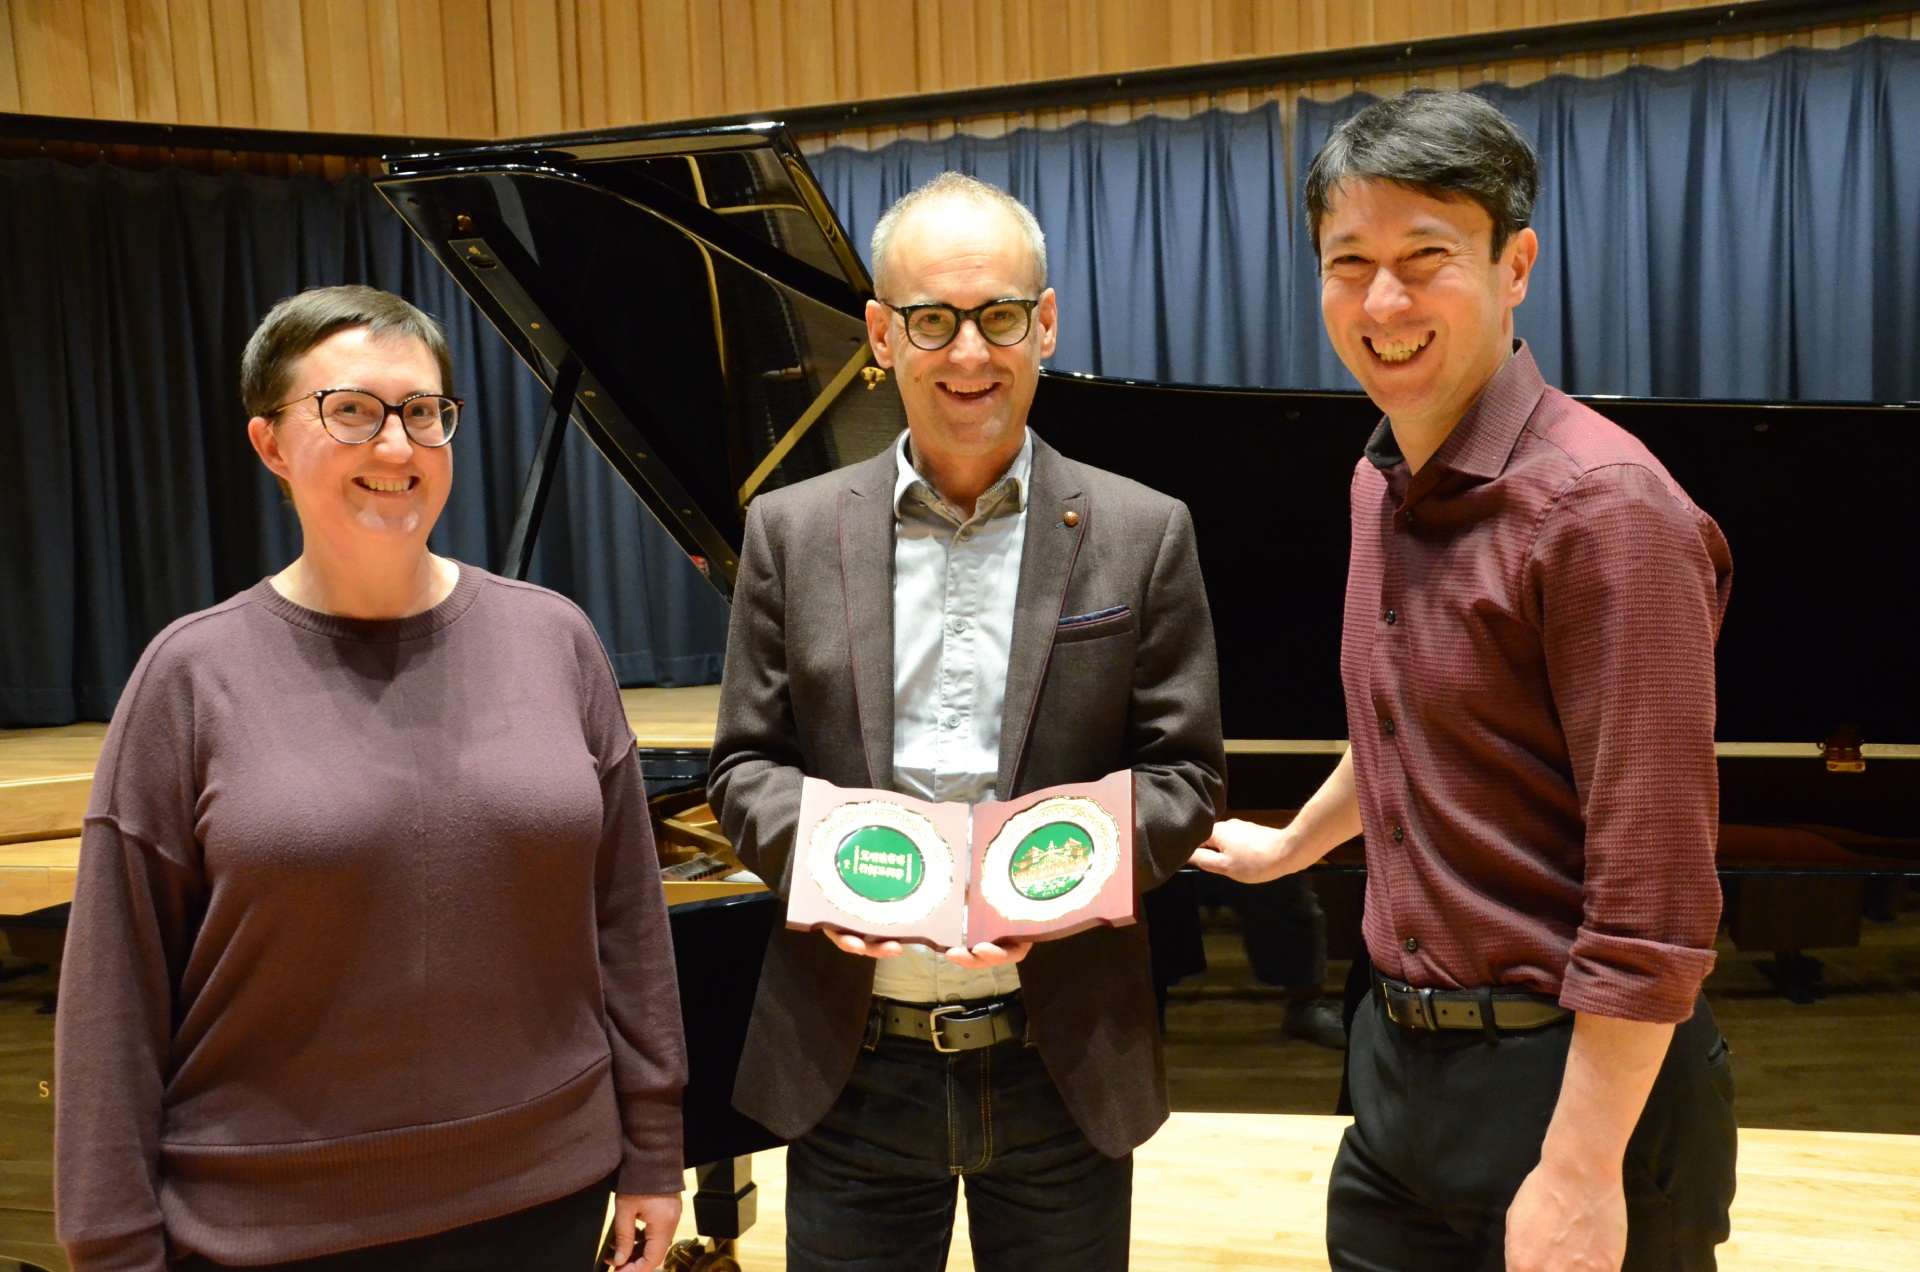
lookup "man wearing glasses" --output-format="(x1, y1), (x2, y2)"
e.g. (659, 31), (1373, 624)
(709, 173), (1225, 1270)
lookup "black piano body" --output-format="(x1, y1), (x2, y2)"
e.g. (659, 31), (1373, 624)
(373, 119), (1917, 831)
(4, 121), (1915, 1271)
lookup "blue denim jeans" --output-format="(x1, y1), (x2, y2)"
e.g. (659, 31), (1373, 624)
(784, 1025), (1132, 1272)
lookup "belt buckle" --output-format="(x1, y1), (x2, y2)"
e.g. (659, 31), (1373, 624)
(1385, 981), (1438, 1030)
(927, 1004), (965, 1053)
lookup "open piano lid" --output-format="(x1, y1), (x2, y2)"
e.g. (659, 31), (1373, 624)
(379, 122), (905, 600)
(380, 122), (1919, 777)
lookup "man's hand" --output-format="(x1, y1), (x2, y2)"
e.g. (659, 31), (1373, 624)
(1188, 818), (1315, 883)
(1504, 1156), (1627, 1272)
(941, 939), (1033, 968)
(823, 929), (907, 958)
(606, 1192), (682, 1271)
(1503, 1010), (1671, 1271)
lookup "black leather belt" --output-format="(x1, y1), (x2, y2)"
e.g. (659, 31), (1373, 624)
(867, 996), (1028, 1053)
(1374, 973), (1571, 1034)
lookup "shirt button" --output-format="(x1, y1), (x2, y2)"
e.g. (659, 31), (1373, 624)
(1384, 608), (1398, 625)
(948, 617), (969, 635)
(1391, 824), (1405, 843)
(942, 714), (961, 731)
(1404, 937), (1419, 954)
(1382, 717), (1397, 737)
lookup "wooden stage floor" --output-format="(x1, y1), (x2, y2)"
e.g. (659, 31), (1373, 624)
(8, 687), (1920, 1266)
(691, 1113), (1920, 1270)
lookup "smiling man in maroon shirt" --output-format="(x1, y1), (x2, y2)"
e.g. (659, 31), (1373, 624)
(1194, 92), (1737, 1271)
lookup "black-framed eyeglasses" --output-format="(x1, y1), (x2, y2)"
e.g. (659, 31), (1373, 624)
(881, 298), (1041, 351)
(265, 388), (464, 447)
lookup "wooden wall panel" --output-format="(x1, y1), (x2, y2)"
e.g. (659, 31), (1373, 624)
(366, 0), (406, 136)
(248, 0), (309, 130)
(808, 9), (1920, 151)
(165, 0), (216, 125)
(14, 0), (95, 119)
(0, 0), (19, 114)
(80, 0), (135, 122)
(2, 0), (1915, 142)
(128, 0), (176, 119)
(204, 0), (256, 126)
(437, 1), (490, 136)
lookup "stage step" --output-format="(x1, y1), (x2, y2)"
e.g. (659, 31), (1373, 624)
(0, 837), (79, 918)
(0, 724), (104, 847)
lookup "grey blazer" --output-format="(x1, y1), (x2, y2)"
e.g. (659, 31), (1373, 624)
(707, 433), (1226, 1158)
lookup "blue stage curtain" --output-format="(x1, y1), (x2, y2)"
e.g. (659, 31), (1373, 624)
(1289, 36), (1920, 401)
(6, 38), (1914, 725)
(0, 162), (726, 726)
(815, 37), (1919, 404)
(814, 105), (1296, 388)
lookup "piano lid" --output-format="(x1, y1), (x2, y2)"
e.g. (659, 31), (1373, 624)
(380, 124), (1919, 754)
(379, 123), (908, 599)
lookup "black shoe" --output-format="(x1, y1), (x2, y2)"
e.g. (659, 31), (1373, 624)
(1282, 997), (1347, 1050)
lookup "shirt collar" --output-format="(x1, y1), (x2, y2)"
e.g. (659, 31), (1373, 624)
(892, 427), (1034, 519)
(1363, 340), (1547, 480)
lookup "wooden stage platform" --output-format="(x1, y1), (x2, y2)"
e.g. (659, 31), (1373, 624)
(0, 687), (727, 913)
(700, 1112), (1920, 1270)
(8, 689), (1920, 1266)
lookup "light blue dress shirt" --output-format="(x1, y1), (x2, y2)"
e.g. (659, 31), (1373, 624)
(871, 428), (1033, 1004)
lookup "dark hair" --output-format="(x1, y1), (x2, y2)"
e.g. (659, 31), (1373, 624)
(240, 285), (454, 418)
(1304, 90), (1538, 263)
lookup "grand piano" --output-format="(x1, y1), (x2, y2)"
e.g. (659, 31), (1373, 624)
(3, 121), (1915, 1271)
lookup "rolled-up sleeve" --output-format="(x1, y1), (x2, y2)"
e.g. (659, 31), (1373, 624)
(1536, 463), (1735, 1022)
(1533, 463), (1732, 1021)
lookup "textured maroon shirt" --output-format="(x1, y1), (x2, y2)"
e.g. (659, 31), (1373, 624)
(1342, 344), (1733, 1023)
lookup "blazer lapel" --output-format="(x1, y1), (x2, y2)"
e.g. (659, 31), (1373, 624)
(839, 450), (898, 790)
(998, 437), (1086, 794)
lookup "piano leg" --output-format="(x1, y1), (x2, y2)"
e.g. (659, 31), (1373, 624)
(665, 1155), (755, 1270)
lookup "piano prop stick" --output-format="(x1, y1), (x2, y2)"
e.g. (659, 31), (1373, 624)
(787, 771), (1133, 947)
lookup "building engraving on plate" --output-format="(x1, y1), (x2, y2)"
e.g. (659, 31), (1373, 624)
(808, 799), (954, 926)
(1008, 822), (1094, 900)
(982, 796), (1121, 923)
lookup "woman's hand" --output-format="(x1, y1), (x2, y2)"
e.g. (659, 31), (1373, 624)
(606, 1192), (682, 1270)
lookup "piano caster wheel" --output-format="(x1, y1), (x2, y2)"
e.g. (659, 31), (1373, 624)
(663, 1238), (742, 1272)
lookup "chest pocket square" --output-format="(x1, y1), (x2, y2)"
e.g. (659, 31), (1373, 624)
(1053, 604), (1135, 644)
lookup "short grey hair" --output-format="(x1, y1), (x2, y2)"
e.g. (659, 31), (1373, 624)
(1305, 90), (1538, 265)
(869, 172), (1048, 297)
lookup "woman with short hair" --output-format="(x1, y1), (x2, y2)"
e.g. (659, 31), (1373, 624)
(54, 285), (686, 1272)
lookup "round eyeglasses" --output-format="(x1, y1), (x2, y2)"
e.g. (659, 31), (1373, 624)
(265, 389), (463, 447)
(882, 298), (1041, 351)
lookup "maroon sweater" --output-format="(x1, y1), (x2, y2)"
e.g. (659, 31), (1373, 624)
(54, 566), (687, 1270)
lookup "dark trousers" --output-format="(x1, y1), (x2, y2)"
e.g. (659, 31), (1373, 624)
(175, 1173), (614, 1272)
(1328, 991), (1737, 1271)
(784, 1030), (1132, 1272)
(1188, 869), (1327, 991)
